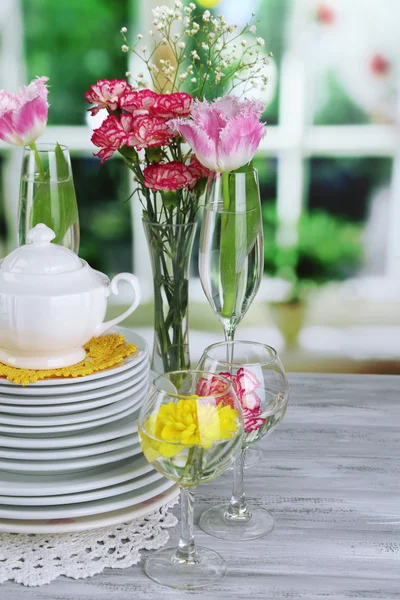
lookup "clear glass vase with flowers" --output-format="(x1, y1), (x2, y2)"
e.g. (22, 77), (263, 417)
(85, 3), (270, 373)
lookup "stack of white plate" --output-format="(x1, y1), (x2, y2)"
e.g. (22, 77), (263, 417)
(0, 327), (178, 533)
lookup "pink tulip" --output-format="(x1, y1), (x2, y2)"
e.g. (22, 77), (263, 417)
(171, 96), (265, 172)
(0, 77), (49, 146)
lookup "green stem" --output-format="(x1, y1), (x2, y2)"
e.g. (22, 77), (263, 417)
(29, 142), (45, 180)
(220, 172), (237, 318)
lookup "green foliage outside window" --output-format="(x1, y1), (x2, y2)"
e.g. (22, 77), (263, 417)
(22, 0), (129, 125)
(263, 203), (364, 302)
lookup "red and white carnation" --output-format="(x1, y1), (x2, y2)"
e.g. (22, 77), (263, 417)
(130, 114), (174, 149)
(91, 115), (131, 163)
(85, 79), (128, 115)
(143, 162), (198, 191)
(119, 89), (159, 115)
(153, 92), (193, 119)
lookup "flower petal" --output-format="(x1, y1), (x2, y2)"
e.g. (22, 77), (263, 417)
(191, 99), (226, 144)
(172, 119), (217, 171)
(13, 96), (48, 145)
(217, 115), (265, 171)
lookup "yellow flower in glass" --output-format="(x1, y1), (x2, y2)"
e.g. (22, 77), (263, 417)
(141, 397), (239, 461)
(137, 371), (244, 589)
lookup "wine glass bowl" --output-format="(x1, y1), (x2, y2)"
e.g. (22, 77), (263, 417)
(139, 371), (244, 488)
(138, 370), (244, 589)
(18, 143), (80, 253)
(199, 202), (263, 335)
(197, 341), (289, 541)
(199, 169), (264, 342)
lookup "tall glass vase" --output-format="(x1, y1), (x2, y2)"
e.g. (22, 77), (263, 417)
(18, 143), (80, 253)
(143, 219), (197, 374)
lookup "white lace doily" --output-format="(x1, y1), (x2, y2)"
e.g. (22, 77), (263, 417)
(0, 499), (178, 587)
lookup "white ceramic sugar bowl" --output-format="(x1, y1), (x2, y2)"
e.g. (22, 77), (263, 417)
(0, 224), (141, 370)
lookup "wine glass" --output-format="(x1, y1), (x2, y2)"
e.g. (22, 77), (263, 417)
(138, 370), (244, 590)
(18, 143), (80, 252)
(199, 168), (264, 465)
(197, 341), (289, 541)
(199, 168), (264, 343)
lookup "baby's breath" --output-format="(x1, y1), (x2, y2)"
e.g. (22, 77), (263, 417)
(120, 8), (269, 98)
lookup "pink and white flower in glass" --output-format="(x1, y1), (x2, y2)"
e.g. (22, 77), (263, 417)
(0, 77), (49, 146)
(196, 369), (265, 434)
(171, 96), (265, 173)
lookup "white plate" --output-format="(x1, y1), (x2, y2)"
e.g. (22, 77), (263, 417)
(0, 433), (139, 461)
(0, 477), (175, 520)
(0, 484), (179, 533)
(0, 358), (149, 403)
(0, 327), (148, 388)
(0, 376), (148, 427)
(0, 469), (163, 506)
(0, 343), (149, 398)
(0, 386), (145, 434)
(0, 455), (153, 497)
(0, 408), (140, 449)
(0, 441), (142, 474)
(0, 370), (148, 415)
(0, 369), (157, 450)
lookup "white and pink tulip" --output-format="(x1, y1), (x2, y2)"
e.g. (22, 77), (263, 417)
(171, 95), (265, 173)
(0, 77), (49, 146)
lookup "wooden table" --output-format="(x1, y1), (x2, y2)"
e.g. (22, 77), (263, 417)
(3, 373), (400, 599)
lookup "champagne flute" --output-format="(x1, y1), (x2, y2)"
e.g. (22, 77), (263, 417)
(18, 143), (80, 252)
(199, 167), (264, 466)
(138, 370), (244, 590)
(197, 341), (289, 541)
(199, 168), (264, 344)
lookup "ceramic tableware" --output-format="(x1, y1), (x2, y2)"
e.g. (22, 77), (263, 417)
(0, 224), (141, 369)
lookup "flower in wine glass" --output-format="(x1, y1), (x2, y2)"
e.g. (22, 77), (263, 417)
(141, 396), (240, 462)
(0, 76), (49, 146)
(197, 369), (266, 434)
(170, 95), (265, 172)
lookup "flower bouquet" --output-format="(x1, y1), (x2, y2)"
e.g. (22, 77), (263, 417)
(85, 3), (269, 373)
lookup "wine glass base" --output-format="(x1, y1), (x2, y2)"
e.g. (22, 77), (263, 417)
(229, 444), (263, 470)
(144, 545), (227, 590)
(199, 504), (275, 541)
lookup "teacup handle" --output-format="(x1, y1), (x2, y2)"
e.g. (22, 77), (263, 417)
(94, 273), (141, 337)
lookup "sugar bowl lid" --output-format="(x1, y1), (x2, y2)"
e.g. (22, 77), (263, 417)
(1, 224), (82, 275)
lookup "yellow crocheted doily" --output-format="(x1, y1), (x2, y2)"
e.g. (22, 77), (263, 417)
(0, 334), (139, 386)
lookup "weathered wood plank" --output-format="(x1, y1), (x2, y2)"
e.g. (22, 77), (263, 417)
(1, 373), (399, 599)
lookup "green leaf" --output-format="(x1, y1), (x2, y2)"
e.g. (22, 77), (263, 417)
(55, 142), (70, 179)
(31, 143), (79, 247)
(219, 169), (262, 318)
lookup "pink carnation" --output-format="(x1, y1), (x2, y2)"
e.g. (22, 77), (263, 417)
(143, 162), (198, 191)
(235, 367), (261, 411)
(153, 92), (193, 119)
(85, 79), (128, 115)
(187, 156), (212, 180)
(195, 374), (236, 408)
(130, 114), (174, 149)
(120, 89), (158, 115)
(242, 407), (266, 433)
(91, 115), (130, 163)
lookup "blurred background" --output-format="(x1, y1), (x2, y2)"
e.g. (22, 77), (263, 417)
(0, 0), (399, 373)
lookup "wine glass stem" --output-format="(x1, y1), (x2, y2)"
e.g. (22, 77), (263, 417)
(227, 449), (251, 520)
(175, 486), (198, 564)
(224, 324), (235, 365)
